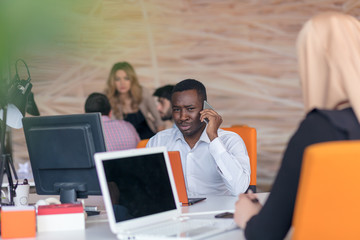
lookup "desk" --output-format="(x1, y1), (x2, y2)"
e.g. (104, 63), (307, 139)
(0, 193), (269, 240)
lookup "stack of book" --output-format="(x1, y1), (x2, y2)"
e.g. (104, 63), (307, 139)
(37, 203), (85, 232)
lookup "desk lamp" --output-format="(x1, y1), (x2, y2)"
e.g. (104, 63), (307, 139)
(0, 59), (39, 205)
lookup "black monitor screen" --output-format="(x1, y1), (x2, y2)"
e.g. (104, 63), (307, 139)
(22, 113), (106, 203)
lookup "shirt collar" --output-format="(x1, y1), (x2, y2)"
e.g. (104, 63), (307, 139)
(199, 126), (211, 143)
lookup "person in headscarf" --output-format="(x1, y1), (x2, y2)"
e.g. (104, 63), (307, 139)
(234, 12), (360, 240)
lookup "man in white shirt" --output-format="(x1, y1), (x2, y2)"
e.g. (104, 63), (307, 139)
(147, 79), (250, 196)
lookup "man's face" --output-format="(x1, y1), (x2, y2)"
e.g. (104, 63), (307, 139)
(172, 89), (205, 137)
(157, 97), (172, 121)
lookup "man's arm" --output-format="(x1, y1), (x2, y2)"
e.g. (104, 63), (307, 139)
(146, 129), (173, 148)
(209, 133), (251, 195)
(146, 135), (157, 148)
(200, 108), (250, 195)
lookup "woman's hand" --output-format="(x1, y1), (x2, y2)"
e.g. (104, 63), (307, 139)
(234, 190), (262, 229)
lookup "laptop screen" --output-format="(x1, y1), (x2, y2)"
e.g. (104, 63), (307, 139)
(102, 152), (177, 223)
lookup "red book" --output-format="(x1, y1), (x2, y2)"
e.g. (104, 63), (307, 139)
(37, 203), (84, 215)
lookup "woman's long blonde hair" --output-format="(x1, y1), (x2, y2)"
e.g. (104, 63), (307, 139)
(105, 62), (143, 119)
(297, 12), (360, 122)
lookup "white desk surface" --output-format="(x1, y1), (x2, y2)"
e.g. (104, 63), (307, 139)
(1, 193), (269, 240)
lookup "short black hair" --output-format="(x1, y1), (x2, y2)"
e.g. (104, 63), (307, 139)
(172, 79), (207, 102)
(153, 85), (174, 100)
(84, 92), (111, 116)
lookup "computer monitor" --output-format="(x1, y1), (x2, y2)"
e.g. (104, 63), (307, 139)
(22, 113), (107, 203)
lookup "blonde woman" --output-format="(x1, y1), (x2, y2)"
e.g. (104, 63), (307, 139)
(234, 12), (360, 239)
(105, 62), (165, 139)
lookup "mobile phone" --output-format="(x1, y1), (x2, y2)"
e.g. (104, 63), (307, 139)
(203, 100), (214, 124)
(214, 212), (234, 219)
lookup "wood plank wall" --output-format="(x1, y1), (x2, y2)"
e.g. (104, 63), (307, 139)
(9, 0), (360, 191)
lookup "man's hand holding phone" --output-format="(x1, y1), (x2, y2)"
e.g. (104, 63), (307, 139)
(201, 100), (222, 141)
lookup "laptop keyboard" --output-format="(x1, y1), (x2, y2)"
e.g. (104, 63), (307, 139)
(133, 219), (235, 238)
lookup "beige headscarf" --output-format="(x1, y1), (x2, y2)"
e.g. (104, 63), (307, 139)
(297, 12), (360, 123)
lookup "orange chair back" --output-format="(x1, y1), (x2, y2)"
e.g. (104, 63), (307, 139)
(292, 140), (360, 240)
(168, 151), (189, 205)
(222, 126), (257, 192)
(136, 139), (149, 148)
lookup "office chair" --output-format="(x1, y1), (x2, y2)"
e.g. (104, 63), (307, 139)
(292, 140), (360, 240)
(136, 139), (149, 148)
(222, 126), (257, 192)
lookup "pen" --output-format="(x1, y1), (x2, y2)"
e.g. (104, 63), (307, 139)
(247, 189), (259, 203)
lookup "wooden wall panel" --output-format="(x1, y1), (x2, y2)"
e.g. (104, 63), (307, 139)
(9, 0), (360, 191)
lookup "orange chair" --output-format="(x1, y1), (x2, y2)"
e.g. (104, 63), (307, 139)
(222, 126), (257, 192)
(136, 139), (149, 148)
(292, 141), (360, 240)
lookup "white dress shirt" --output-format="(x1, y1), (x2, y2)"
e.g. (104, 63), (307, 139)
(146, 126), (250, 196)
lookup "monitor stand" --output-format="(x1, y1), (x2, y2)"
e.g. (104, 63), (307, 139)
(54, 183), (87, 203)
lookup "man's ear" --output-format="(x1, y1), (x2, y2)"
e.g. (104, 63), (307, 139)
(109, 110), (113, 118)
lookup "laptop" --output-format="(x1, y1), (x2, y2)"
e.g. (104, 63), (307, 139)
(94, 147), (237, 240)
(168, 151), (206, 206)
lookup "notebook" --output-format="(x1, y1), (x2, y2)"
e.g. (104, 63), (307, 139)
(94, 147), (237, 240)
(168, 151), (206, 205)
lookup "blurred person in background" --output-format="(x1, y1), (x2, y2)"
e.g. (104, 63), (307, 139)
(153, 84), (174, 128)
(85, 92), (140, 151)
(104, 62), (165, 139)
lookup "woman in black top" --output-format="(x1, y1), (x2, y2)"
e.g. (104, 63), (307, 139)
(234, 12), (360, 239)
(104, 62), (165, 139)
